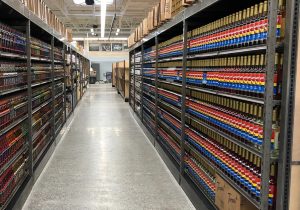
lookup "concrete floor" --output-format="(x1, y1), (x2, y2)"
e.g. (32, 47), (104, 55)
(23, 84), (195, 210)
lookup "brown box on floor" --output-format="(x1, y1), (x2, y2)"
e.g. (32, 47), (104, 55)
(215, 174), (226, 210)
(215, 174), (257, 210)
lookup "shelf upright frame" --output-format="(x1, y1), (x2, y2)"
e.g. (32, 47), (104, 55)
(51, 36), (56, 141)
(80, 58), (83, 99)
(180, 19), (188, 183)
(141, 44), (145, 121)
(63, 44), (67, 123)
(129, 52), (132, 106)
(276, 0), (300, 209)
(261, 0), (279, 209)
(70, 48), (74, 113)
(133, 50), (136, 112)
(154, 36), (159, 147)
(74, 53), (78, 108)
(26, 20), (33, 176)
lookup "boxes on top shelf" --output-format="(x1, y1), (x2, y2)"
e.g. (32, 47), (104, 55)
(128, 0), (197, 47)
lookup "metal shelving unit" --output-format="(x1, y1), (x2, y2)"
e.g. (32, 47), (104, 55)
(0, 1), (90, 209)
(129, 0), (298, 210)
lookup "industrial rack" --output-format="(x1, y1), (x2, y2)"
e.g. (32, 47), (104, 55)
(113, 61), (130, 102)
(129, 0), (298, 210)
(0, 1), (90, 209)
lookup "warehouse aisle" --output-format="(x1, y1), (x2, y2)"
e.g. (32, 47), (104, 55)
(22, 84), (194, 210)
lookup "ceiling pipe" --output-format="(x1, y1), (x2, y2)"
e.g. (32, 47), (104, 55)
(108, 0), (117, 39)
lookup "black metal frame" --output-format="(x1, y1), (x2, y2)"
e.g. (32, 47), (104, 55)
(0, 1), (91, 209)
(128, 0), (298, 209)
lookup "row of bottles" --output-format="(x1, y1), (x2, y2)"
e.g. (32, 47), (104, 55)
(0, 22), (26, 55)
(185, 156), (216, 200)
(158, 127), (181, 162)
(189, 54), (268, 72)
(189, 0), (285, 53)
(158, 107), (181, 135)
(158, 88), (181, 107)
(190, 90), (280, 123)
(186, 98), (280, 150)
(186, 127), (276, 206)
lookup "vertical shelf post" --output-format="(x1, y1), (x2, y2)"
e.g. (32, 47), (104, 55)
(180, 19), (188, 182)
(154, 36), (159, 146)
(133, 50), (136, 112)
(70, 48), (74, 113)
(141, 44), (144, 121)
(51, 36), (55, 140)
(261, 0), (279, 209)
(276, 0), (299, 209)
(63, 44), (67, 123)
(26, 20), (33, 176)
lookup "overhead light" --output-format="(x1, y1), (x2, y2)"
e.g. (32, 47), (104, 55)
(73, 37), (128, 41)
(116, 32), (119, 36)
(91, 28), (94, 33)
(116, 28), (120, 33)
(101, 0), (107, 38)
(73, 0), (113, 5)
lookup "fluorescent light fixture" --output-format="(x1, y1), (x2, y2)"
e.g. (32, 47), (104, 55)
(116, 28), (120, 33)
(101, 0), (107, 38)
(73, 0), (113, 5)
(73, 37), (128, 41)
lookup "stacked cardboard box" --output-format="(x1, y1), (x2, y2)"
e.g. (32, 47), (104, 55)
(127, 0), (197, 48)
(19, 0), (71, 40)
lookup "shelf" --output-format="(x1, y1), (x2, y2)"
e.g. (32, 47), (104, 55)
(32, 79), (52, 87)
(187, 85), (265, 104)
(158, 79), (182, 87)
(186, 114), (262, 157)
(158, 56), (183, 62)
(158, 99), (181, 115)
(184, 170), (216, 208)
(32, 121), (51, 142)
(31, 57), (51, 62)
(54, 77), (64, 81)
(0, 115), (28, 137)
(0, 51), (26, 60)
(185, 142), (260, 209)
(32, 98), (52, 114)
(0, 145), (28, 176)
(33, 137), (54, 166)
(1, 171), (29, 210)
(143, 105), (155, 118)
(187, 45), (267, 59)
(0, 85), (28, 97)
(55, 92), (64, 99)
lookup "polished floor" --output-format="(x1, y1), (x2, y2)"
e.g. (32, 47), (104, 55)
(23, 84), (195, 210)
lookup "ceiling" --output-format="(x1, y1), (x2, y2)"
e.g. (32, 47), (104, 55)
(43, 0), (160, 39)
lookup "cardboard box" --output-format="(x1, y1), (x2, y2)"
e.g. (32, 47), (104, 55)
(148, 10), (154, 31)
(160, 0), (166, 22)
(165, 0), (172, 20)
(154, 4), (160, 27)
(215, 174), (226, 210)
(216, 174), (258, 210)
(143, 18), (149, 36)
